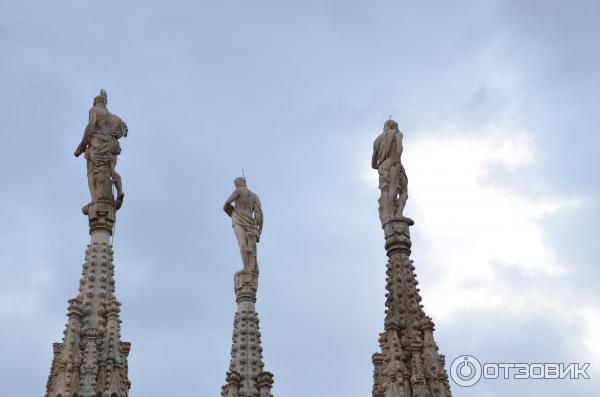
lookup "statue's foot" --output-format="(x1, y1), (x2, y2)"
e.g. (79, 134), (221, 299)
(82, 203), (90, 215)
(242, 264), (259, 275)
(396, 214), (414, 225)
(387, 215), (414, 225)
(115, 193), (125, 210)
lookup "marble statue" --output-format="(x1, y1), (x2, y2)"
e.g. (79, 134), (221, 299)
(74, 89), (128, 212)
(371, 119), (408, 224)
(223, 177), (263, 273)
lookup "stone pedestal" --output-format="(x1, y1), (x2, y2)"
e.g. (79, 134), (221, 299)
(235, 270), (258, 304)
(84, 200), (116, 234)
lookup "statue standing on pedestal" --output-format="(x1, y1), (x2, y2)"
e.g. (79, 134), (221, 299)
(74, 89), (128, 213)
(371, 119), (408, 225)
(223, 177), (263, 273)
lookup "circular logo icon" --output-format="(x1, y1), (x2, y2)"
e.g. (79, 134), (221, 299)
(450, 355), (482, 387)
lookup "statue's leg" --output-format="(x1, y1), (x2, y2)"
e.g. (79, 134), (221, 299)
(248, 233), (258, 274)
(110, 156), (125, 209)
(378, 191), (387, 224)
(389, 164), (400, 219)
(112, 171), (123, 196)
(233, 224), (249, 270)
(378, 167), (392, 223)
(86, 158), (95, 202)
(395, 171), (408, 219)
(112, 170), (125, 209)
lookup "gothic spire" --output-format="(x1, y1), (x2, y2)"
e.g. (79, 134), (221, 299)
(221, 178), (274, 397)
(45, 90), (132, 397)
(371, 119), (452, 397)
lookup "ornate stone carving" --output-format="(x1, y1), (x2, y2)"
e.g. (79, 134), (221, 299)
(372, 119), (408, 225)
(79, 341), (99, 397)
(224, 177), (263, 273)
(46, 242), (131, 397)
(74, 89), (128, 233)
(372, 352), (385, 397)
(235, 270), (259, 303)
(223, 371), (241, 397)
(86, 201), (116, 233)
(257, 371), (274, 397)
(382, 330), (407, 397)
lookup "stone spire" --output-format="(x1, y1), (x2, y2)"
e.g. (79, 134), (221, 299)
(45, 90), (132, 397)
(222, 178), (274, 397)
(370, 119), (452, 397)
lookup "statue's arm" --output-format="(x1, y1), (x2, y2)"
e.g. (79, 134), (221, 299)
(75, 108), (96, 157)
(371, 141), (379, 169)
(254, 195), (264, 240)
(223, 189), (240, 216)
(395, 131), (404, 160)
(113, 119), (128, 140)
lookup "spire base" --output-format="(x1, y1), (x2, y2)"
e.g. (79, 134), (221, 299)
(234, 270), (258, 303)
(84, 200), (116, 235)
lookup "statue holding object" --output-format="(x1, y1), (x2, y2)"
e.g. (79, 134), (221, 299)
(75, 89), (128, 214)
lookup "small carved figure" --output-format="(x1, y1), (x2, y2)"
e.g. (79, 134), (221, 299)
(75, 89), (128, 212)
(223, 177), (263, 273)
(372, 119), (408, 224)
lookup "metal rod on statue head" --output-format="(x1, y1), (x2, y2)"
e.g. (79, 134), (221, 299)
(241, 169), (249, 194)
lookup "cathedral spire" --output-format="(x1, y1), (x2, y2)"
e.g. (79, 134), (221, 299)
(45, 90), (132, 397)
(221, 178), (274, 397)
(371, 119), (452, 397)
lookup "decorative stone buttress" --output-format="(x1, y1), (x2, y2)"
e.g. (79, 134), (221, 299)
(45, 90), (131, 397)
(222, 177), (274, 397)
(370, 119), (452, 397)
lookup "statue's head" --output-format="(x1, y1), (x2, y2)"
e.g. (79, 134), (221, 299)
(384, 119), (399, 132)
(234, 177), (247, 188)
(93, 89), (108, 106)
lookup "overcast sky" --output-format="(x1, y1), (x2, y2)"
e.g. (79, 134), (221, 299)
(1, 1), (599, 396)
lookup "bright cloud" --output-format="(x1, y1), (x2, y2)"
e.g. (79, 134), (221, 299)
(402, 121), (577, 314)
(359, 118), (600, 372)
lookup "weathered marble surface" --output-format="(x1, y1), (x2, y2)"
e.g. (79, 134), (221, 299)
(372, 119), (408, 225)
(224, 177), (263, 273)
(75, 89), (128, 219)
